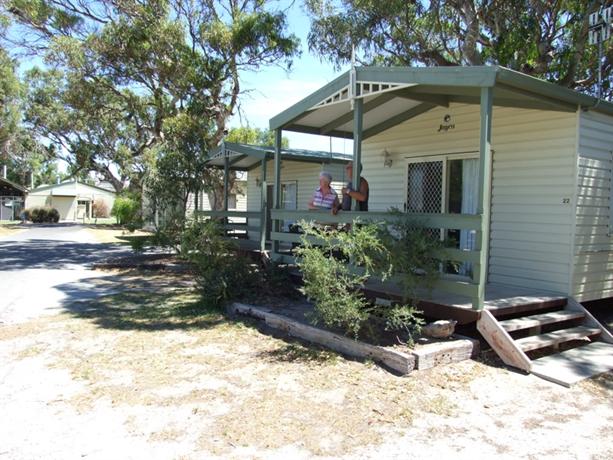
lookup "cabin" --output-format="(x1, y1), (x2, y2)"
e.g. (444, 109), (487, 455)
(203, 142), (351, 245)
(0, 177), (26, 221)
(26, 180), (116, 221)
(201, 66), (613, 385)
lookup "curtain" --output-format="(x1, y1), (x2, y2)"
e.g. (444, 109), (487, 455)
(459, 159), (479, 276)
(282, 182), (297, 231)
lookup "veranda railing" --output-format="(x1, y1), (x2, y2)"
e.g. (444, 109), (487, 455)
(270, 209), (484, 309)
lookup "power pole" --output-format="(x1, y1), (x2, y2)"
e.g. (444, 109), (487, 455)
(589, 3), (613, 99)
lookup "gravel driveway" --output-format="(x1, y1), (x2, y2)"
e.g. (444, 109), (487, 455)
(0, 224), (130, 324)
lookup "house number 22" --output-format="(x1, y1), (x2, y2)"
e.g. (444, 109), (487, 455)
(562, 198), (570, 204)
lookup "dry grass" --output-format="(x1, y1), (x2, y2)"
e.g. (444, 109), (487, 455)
(0, 222), (24, 237)
(1, 270), (612, 458)
(85, 226), (152, 244)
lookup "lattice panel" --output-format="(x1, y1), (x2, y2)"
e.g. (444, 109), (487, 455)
(406, 161), (443, 214)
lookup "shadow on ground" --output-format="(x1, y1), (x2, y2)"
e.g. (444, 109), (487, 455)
(55, 271), (226, 332)
(0, 239), (130, 270)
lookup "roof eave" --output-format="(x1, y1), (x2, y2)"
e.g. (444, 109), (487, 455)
(269, 71), (351, 131)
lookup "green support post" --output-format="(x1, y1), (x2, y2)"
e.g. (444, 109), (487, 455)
(352, 98), (363, 211)
(272, 129), (282, 256)
(474, 86), (493, 310)
(223, 152), (229, 230)
(260, 158), (267, 253)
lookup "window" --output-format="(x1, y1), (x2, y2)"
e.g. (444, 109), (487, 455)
(406, 154), (479, 276)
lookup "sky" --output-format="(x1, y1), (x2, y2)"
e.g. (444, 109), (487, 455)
(230, 1), (354, 155)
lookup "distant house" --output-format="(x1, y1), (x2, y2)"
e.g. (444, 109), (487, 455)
(0, 177), (26, 221)
(26, 180), (116, 221)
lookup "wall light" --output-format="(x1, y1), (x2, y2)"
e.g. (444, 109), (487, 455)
(382, 149), (393, 168)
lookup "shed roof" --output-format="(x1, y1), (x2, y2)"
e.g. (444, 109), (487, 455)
(269, 65), (613, 139)
(0, 177), (27, 196)
(29, 180), (116, 196)
(205, 142), (352, 170)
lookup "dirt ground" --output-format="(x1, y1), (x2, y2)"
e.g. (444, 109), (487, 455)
(1, 270), (611, 460)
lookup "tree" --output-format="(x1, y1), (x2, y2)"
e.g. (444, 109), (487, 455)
(0, 46), (20, 157)
(225, 126), (290, 147)
(306, 0), (613, 98)
(4, 0), (300, 193)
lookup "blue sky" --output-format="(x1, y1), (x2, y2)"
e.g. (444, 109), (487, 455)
(232, 1), (353, 155)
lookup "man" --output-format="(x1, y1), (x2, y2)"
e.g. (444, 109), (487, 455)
(334, 162), (369, 214)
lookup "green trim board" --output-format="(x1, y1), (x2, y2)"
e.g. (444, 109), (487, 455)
(269, 209), (481, 230)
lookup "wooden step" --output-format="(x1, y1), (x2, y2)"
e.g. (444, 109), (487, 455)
(515, 326), (601, 352)
(531, 342), (613, 387)
(499, 310), (585, 332)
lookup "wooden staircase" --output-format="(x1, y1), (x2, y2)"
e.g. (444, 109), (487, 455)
(477, 297), (613, 386)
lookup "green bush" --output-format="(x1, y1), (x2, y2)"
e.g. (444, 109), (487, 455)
(25, 207), (60, 223)
(294, 221), (392, 339)
(295, 219), (434, 345)
(182, 219), (259, 308)
(111, 196), (140, 227)
(379, 210), (446, 303)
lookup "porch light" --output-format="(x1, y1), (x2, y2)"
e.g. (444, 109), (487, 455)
(383, 149), (393, 168)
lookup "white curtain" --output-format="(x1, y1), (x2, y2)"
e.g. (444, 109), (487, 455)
(459, 159), (479, 276)
(282, 182), (297, 231)
(408, 168), (424, 211)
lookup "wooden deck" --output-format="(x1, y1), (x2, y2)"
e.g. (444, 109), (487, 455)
(232, 238), (566, 325)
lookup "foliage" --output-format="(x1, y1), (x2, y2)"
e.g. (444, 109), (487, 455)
(3, 0), (300, 192)
(294, 221), (392, 338)
(379, 210), (446, 304)
(225, 127), (290, 148)
(26, 206), (59, 223)
(111, 195), (140, 227)
(181, 219), (259, 308)
(92, 199), (109, 218)
(306, 0), (613, 98)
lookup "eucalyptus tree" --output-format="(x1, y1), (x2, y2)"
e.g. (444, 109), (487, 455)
(306, 0), (612, 98)
(4, 0), (300, 194)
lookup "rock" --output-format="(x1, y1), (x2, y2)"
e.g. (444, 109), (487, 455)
(422, 319), (458, 339)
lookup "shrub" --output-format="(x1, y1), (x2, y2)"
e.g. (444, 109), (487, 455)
(182, 219), (259, 308)
(379, 210), (446, 303)
(92, 199), (110, 218)
(111, 196), (140, 227)
(24, 207), (60, 223)
(47, 207), (60, 223)
(295, 219), (433, 345)
(294, 221), (392, 339)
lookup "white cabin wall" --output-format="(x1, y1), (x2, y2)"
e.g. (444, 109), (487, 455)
(362, 103), (577, 294)
(246, 160), (345, 241)
(573, 111), (613, 301)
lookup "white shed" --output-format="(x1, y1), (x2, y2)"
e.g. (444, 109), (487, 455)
(26, 180), (116, 221)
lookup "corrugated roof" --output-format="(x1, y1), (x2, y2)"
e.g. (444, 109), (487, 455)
(205, 142), (352, 170)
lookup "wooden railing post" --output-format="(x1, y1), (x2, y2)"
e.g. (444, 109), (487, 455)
(352, 98), (363, 211)
(475, 86), (493, 310)
(260, 157), (268, 253)
(272, 129), (282, 256)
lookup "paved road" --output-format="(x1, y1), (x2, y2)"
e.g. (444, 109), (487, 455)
(0, 224), (130, 324)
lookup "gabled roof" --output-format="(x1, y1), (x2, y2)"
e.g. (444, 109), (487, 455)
(269, 65), (613, 139)
(29, 180), (116, 195)
(205, 142), (352, 170)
